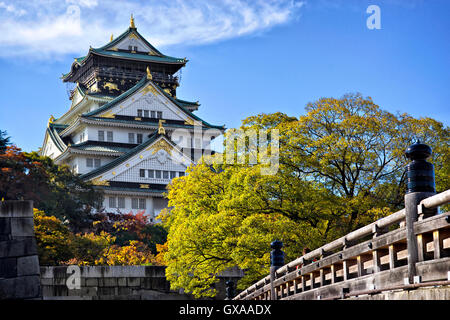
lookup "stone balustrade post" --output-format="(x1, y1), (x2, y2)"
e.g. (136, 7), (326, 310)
(404, 141), (436, 284)
(269, 239), (284, 300)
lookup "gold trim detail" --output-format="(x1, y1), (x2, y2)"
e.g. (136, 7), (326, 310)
(103, 82), (119, 91)
(101, 110), (115, 118)
(146, 66), (152, 80)
(142, 84), (158, 96)
(140, 184), (149, 189)
(92, 177), (110, 186)
(184, 118), (195, 126)
(130, 14), (135, 28)
(147, 139), (173, 156)
(158, 119), (166, 135)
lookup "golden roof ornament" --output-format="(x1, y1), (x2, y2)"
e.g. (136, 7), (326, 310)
(130, 14), (135, 28)
(48, 115), (55, 124)
(110, 34), (114, 41)
(158, 119), (166, 135)
(146, 66), (152, 80)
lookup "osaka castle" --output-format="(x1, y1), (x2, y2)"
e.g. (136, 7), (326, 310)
(40, 16), (224, 221)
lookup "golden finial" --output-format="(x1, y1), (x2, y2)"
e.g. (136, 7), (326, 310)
(110, 34), (114, 41)
(146, 66), (152, 80)
(48, 115), (55, 124)
(158, 119), (166, 135)
(130, 14), (135, 28)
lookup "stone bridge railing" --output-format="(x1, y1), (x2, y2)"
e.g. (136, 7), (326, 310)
(234, 189), (450, 300)
(235, 142), (450, 300)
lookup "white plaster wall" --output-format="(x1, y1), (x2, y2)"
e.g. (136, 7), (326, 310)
(102, 194), (168, 222)
(42, 136), (63, 159)
(111, 155), (187, 184)
(72, 155), (116, 175)
(113, 94), (185, 121)
(85, 125), (155, 144)
(116, 37), (152, 52)
(71, 127), (88, 144)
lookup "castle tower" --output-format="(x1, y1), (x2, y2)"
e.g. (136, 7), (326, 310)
(40, 17), (225, 221)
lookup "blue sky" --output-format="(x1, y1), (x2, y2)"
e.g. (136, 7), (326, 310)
(0, 0), (449, 152)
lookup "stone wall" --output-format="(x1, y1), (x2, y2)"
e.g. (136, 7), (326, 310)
(347, 285), (450, 300)
(0, 200), (244, 300)
(0, 201), (41, 299)
(40, 265), (244, 300)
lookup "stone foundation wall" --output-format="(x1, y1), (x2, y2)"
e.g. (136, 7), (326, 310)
(40, 265), (244, 300)
(347, 285), (450, 300)
(0, 201), (41, 299)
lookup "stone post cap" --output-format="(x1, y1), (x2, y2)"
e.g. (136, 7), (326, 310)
(405, 141), (432, 160)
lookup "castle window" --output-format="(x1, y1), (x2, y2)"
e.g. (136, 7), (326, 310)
(118, 197), (125, 209)
(128, 45), (133, 51)
(147, 170), (154, 178)
(138, 198), (146, 209)
(128, 133), (135, 143)
(137, 109), (143, 117)
(94, 159), (101, 168)
(137, 133), (143, 144)
(143, 110), (149, 118)
(179, 172), (185, 177)
(151, 111), (156, 118)
(131, 198), (138, 209)
(134, 46), (138, 52)
(157, 111), (163, 119)
(139, 169), (145, 177)
(86, 158), (93, 167)
(98, 130), (105, 141)
(155, 170), (161, 179)
(109, 197), (116, 208)
(107, 131), (113, 142)
(170, 171), (176, 179)
(163, 171), (169, 179)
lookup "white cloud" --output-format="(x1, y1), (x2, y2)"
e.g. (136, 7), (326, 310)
(0, 0), (304, 59)
(0, 1), (26, 16)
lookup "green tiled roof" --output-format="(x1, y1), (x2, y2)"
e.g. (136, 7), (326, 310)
(98, 27), (164, 56)
(153, 82), (224, 130)
(174, 98), (200, 108)
(62, 27), (186, 80)
(47, 123), (68, 152)
(83, 76), (224, 130)
(97, 186), (167, 194)
(83, 77), (148, 117)
(81, 116), (215, 130)
(91, 48), (185, 64)
(80, 131), (163, 180)
(70, 142), (130, 154)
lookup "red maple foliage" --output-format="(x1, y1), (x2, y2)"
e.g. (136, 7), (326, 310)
(0, 146), (50, 201)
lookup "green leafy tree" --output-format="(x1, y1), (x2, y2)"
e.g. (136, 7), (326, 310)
(0, 145), (104, 232)
(162, 93), (449, 297)
(0, 130), (10, 153)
